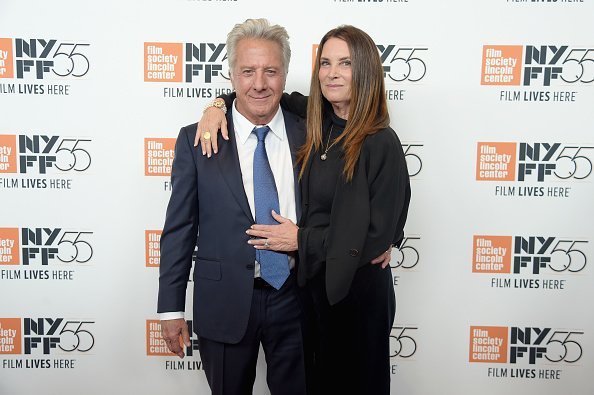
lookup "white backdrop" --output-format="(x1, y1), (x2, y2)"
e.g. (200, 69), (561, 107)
(1, 0), (593, 394)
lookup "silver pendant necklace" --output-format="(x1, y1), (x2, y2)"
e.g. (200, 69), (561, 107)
(320, 125), (336, 161)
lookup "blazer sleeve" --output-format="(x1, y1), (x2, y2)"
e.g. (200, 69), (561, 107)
(157, 126), (199, 313)
(280, 92), (308, 118)
(363, 128), (411, 260)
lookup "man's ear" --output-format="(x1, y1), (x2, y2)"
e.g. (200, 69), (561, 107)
(229, 69), (235, 90)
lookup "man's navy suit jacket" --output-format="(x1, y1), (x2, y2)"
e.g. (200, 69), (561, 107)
(158, 108), (305, 344)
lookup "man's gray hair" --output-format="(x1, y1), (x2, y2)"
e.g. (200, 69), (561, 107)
(226, 18), (291, 74)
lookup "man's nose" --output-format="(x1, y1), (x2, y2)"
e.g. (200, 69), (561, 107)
(253, 71), (267, 90)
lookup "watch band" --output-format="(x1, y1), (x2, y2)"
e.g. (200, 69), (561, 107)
(203, 97), (227, 114)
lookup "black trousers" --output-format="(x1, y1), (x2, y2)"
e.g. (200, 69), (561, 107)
(198, 273), (307, 395)
(307, 263), (396, 395)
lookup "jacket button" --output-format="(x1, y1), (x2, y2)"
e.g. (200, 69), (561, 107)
(246, 264), (254, 270)
(349, 249), (359, 257)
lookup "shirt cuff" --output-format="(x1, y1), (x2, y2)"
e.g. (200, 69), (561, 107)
(159, 312), (184, 320)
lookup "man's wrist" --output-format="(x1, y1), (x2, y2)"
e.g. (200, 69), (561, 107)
(159, 312), (185, 321)
(203, 97), (227, 114)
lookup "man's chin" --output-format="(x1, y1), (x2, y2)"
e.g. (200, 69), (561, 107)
(241, 106), (278, 124)
(250, 103), (278, 115)
(248, 98), (274, 108)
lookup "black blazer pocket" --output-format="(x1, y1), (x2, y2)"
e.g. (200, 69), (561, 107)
(195, 258), (221, 281)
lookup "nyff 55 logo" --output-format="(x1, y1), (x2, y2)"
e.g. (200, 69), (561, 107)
(144, 42), (228, 83)
(0, 38), (90, 80)
(476, 142), (593, 182)
(311, 44), (428, 83)
(401, 143), (423, 178)
(0, 134), (92, 174)
(390, 326), (418, 359)
(473, 235), (588, 275)
(0, 318), (95, 355)
(0, 228), (93, 266)
(481, 45), (594, 86)
(391, 236), (421, 270)
(378, 45), (428, 83)
(470, 326), (583, 365)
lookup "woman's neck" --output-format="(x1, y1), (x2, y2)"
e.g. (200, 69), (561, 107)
(331, 103), (349, 120)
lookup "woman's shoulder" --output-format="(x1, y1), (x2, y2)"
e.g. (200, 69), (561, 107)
(363, 126), (401, 152)
(359, 127), (403, 179)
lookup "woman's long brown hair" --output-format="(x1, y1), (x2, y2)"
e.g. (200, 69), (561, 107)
(297, 25), (389, 181)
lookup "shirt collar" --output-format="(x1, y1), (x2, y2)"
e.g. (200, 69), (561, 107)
(231, 99), (286, 145)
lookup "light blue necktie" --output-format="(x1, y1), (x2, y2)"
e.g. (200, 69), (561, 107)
(252, 126), (289, 290)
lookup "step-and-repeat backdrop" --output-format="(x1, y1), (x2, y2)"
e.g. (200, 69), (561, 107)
(1, 0), (593, 394)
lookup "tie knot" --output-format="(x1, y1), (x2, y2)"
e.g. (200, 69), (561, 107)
(253, 126), (270, 142)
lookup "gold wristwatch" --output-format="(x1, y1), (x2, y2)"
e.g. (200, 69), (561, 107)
(203, 97), (227, 114)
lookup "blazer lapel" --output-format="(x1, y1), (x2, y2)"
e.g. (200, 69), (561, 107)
(215, 113), (254, 222)
(283, 109), (306, 222)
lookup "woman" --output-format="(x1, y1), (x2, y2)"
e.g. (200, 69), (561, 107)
(198, 26), (410, 394)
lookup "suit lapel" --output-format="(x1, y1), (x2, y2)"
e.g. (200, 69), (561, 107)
(215, 113), (254, 222)
(298, 151), (315, 226)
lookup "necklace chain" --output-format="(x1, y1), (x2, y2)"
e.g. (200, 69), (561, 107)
(320, 125), (338, 161)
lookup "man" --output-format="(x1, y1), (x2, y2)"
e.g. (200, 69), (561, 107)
(157, 18), (307, 395)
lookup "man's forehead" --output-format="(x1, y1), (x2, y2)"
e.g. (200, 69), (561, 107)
(237, 37), (280, 49)
(235, 39), (283, 61)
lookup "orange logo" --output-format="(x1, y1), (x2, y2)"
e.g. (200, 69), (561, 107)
(481, 45), (523, 86)
(146, 320), (175, 356)
(145, 138), (175, 176)
(476, 142), (516, 181)
(145, 230), (162, 267)
(469, 326), (508, 363)
(472, 236), (512, 273)
(144, 43), (183, 83)
(0, 318), (22, 354)
(0, 228), (20, 265)
(0, 135), (17, 173)
(0, 38), (14, 79)
(311, 44), (319, 71)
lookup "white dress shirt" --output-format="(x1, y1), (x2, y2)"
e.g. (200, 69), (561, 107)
(160, 101), (297, 321)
